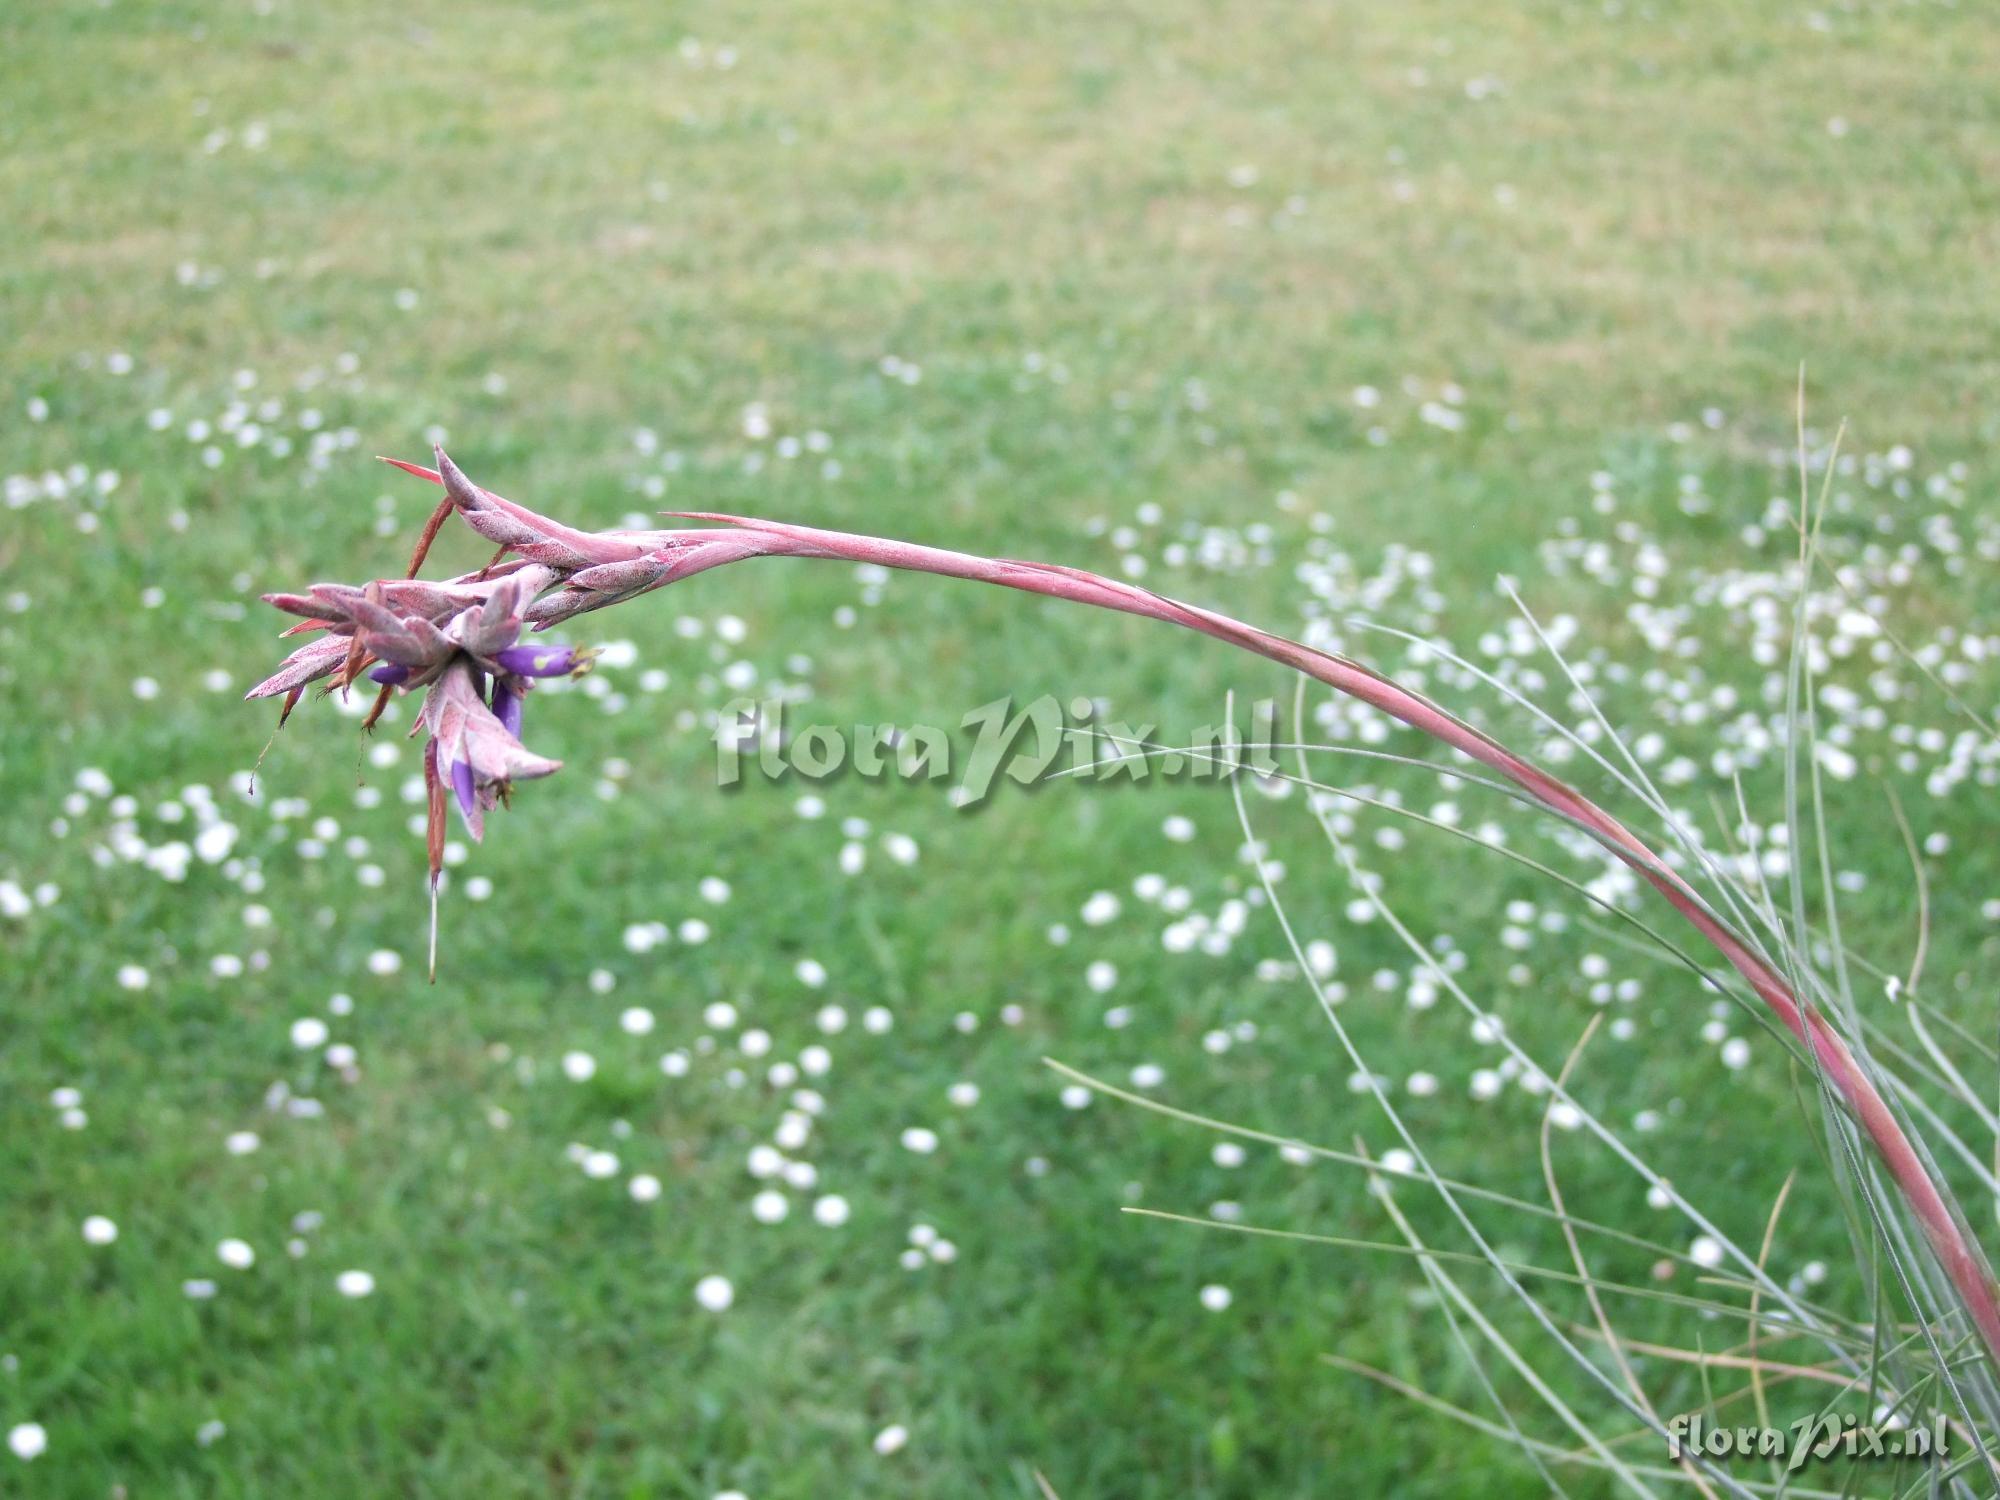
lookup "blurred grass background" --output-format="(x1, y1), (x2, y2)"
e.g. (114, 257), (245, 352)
(4, 0), (1999, 1495)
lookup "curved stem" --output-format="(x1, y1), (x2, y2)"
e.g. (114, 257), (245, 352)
(698, 513), (2000, 1367)
(391, 462), (2000, 1370)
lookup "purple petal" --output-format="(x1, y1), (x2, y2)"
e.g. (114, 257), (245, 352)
(450, 758), (476, 819)
(492, 680), (523, 738)
(494, 643), (580, 677)
(370, 663), (413, 686)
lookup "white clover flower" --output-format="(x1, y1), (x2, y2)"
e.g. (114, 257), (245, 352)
(872, 1423), (909, 1456)
(7, 1423), (47, 1462)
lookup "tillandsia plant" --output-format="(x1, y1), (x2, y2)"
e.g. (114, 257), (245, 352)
(248, 448), (2000, 1482)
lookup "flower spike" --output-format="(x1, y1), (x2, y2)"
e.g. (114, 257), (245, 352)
(243, 451), (2000, 1368)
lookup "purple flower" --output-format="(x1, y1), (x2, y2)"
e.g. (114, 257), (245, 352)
(449, 757), (477, 819)
(419, 662), (562, 842)
(494, 643), (591, 678)
(491, 679), (524, 738)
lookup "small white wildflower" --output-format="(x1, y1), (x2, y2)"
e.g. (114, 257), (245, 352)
(873, 1423), (909, 1456)
(7, 1423), (47, 1461)
(694, 1274), (734, 1311)
(1081, 891), (1121, 926)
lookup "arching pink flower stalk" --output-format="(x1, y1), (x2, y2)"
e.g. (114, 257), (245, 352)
(246, 448), (2000, 1368)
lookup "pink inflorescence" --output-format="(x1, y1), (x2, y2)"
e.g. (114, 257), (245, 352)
(247, 449), (2000, 1366)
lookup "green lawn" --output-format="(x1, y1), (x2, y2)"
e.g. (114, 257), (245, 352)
(4, 1), (1999, 1495)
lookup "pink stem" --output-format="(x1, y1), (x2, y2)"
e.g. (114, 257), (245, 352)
(396, 463), (2000, 1365)
(694, 514), (2000, 1364)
